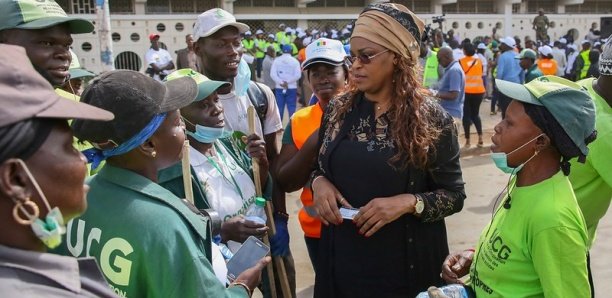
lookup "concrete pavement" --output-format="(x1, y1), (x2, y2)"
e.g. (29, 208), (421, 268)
(256, 101), (611, 297)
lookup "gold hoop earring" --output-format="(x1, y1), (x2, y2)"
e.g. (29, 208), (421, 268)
(152, 151), (157, 158)
(13, 198), (39, 225)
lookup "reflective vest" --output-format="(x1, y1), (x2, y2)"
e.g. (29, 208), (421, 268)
(423, 50), (439, 88)
(580, 50), (591, 80)
(459, 56), (485, 94)
(537, 58), (558, 76)
(254, 39), (267, 58)
(291, 103), (324, 238)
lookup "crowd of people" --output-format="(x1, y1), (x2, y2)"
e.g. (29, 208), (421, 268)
(0, 0), (611, 297)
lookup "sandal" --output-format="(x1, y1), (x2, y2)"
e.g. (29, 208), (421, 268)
(477, 141), (484, 148)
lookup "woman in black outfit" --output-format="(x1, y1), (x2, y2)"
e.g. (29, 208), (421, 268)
(310, 3), (466, 297)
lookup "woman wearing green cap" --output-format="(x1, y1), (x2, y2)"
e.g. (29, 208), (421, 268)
(158, 69), (272, 285)
(438, 76), (596, 297)
(56, 70), (269, 298)
(0, 44), (116, 297)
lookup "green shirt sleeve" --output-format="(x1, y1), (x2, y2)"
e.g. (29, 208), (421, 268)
(281, 121), (293, 145)
(531, 227), (590, 298)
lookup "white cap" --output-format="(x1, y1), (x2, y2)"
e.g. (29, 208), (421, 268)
(255, 29), (264, 35)
(341, 28), (350, 35)
(268, 34), (275, 39)
(279, 23), (286, 28)
(582, 39), (591, 45)
(559, 38), (567, 44)
(193, 8), (249, 40)
(594, 41), (601, 47)
(302, 38), (347, 70)
(477, 43), (487, 50)
(296, 27), (304, 33)
(539, 45), (553, 56)
(501, 36), (516, 47)
(311, 29), (319, 34)
(297, 32), (307, 38)
(285, 27), (292, 33)
(331, 33), (338, 39)
(244, 30), (252, 36)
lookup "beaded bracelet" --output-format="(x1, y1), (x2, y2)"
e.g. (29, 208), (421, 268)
(230, 281), (252, 297)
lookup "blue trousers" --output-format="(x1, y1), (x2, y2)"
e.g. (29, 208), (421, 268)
(274, 88), (297, 120)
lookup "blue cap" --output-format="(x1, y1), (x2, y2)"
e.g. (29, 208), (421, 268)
(281, 44), (292, 53)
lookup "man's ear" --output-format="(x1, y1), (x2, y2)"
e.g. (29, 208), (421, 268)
(0, 159), (32, 202)
(138, 139), (157, 158)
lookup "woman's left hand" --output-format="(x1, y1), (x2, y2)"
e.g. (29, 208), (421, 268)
(353, 194), (417, 237)
(244, 134), (268, 168)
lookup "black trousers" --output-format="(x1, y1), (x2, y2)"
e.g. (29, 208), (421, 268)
(462, 93), (484, 137)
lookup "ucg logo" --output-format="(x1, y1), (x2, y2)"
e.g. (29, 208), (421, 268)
(488, 229), (512, 260)
(66, 219), (134, 286)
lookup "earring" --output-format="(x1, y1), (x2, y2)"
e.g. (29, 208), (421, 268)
(12, 198), (39, 225)
(152, 151), (157, 158)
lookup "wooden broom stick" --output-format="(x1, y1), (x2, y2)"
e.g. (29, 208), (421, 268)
(181, 140), (194, 204)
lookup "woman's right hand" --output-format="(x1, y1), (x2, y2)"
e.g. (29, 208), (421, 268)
(233, 256), (272, 294)
(441, 249), (474, 284)
(312, 176), (352, 225)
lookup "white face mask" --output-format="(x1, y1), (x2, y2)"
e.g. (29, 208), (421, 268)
(12, 159), (66, 249)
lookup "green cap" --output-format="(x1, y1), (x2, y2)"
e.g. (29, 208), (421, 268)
(165, 69), (230, 101)
(495, 75), (596, 156)
(255, 197), (266, 207)
(0, 0), (94, 33)
(515, 49), (537, 60)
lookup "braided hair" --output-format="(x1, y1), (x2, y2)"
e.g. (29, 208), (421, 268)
(523, 102), (597, 175)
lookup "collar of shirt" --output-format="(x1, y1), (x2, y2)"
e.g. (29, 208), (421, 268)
(0, 244), (83, 293)
(444, 60), (458, 71)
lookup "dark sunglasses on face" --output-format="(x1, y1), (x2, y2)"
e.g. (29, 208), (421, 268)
(347, 49), (390, 64)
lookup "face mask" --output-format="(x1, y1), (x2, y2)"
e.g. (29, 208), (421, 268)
(12, 159), (66, 249)
(491, 133), (544, 174)
(183, 117), (231, 143)
(234, 58), (251, 97)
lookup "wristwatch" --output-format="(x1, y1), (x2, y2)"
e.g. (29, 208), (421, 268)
(414, 195), (424, 215)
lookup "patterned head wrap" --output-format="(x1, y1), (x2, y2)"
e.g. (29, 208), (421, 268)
(600, 38), (612, 76)
(351, 3), (425, 63)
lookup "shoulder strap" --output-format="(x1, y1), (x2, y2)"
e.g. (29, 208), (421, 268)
(460, 57), (479, 74)
(246, 81), (268, 126)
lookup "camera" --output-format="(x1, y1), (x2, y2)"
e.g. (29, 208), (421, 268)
(432, 14), (446, 25)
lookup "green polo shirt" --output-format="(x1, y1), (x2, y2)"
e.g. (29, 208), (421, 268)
(571, 78), (612, 248)
(524, 64), (543, 83)
(54, 165), (247, 298)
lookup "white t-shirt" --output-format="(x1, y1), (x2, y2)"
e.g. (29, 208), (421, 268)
(270, 53), (302, 89)
(477, 53), (488, 74)
(144, 48), (173, 81)
(190, 143), (257, 221)
(218, 83), (282, 137)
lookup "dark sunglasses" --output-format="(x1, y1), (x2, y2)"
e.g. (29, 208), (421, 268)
(347, 49), (390, 64)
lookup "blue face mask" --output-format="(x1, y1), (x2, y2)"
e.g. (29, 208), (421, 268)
(234, 58), (251, 97)
(491, 133), (543, 174)
(183, 117), (231, 143)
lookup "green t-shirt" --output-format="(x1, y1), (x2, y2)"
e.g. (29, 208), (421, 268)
(281, 121), (293, 145)
(525, 64), (543, 83)
(571, 78), (612, 248)
(54, 165), (247, 298)
(469, 171), (589, 297)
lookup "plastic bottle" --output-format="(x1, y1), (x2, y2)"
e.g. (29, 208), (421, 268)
(245, 197), (267, 225)
(415, 284), (469, 298)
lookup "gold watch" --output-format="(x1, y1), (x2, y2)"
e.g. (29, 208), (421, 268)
(414, 195), (424, 215)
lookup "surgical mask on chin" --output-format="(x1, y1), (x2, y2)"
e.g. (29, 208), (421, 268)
(491, 133), (544, 174)
(183, 117), (232, 143)
(13, 159), (66, 249)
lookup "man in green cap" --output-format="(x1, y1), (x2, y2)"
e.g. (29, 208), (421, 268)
(516, 48), (543, 83)
(0, 0), (94, 87)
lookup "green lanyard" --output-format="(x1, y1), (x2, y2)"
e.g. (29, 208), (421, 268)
(204, 143), (245, 202)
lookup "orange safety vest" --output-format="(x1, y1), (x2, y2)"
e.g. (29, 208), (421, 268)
(291, 103), (324, 238)
(537, 58), (558, 76)
(459, 56), (485, 94)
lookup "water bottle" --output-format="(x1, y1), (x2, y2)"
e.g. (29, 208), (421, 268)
(415, 284), (469, 298)
(245, 197), (267, 225)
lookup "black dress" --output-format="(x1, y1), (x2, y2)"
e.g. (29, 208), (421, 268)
(313, 93), (466, 298)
